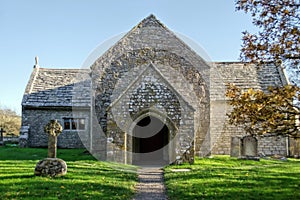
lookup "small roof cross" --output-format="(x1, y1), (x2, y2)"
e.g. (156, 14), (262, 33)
(34, 56), (40, 68)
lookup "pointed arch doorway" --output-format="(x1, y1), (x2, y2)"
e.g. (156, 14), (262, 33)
(132, 115), (170, 166)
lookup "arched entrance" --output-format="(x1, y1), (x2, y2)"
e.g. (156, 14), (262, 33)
(132, 115), (169, 166)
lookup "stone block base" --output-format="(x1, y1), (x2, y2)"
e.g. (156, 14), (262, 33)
(34, 158), (67, 177)
(238, 156), (260, 161)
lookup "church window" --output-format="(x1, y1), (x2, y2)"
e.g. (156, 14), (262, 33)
(63, 118), (85, 130)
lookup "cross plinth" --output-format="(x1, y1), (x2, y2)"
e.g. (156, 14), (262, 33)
(34, 120), (67, 177)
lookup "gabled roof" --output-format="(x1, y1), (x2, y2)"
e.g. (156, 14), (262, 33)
(21, 15), (289, 109)
(22, 67), (91, 108)
(213, 62), (288, 90)
(22, 62), (288, 108)
(91, 14), (211, 85)
(210, 62), (288, 100)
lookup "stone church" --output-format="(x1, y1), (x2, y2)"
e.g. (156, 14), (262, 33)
(20, 15), (291, 165)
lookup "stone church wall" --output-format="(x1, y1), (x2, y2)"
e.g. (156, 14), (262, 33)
(91, 18), (212, 163)
(20, 15), (291, 162)
(210, 100), (287, 156)
(257, 136), (287, 156)
(104, 64), (195, 164)
(22, 108), (90, 148)
(209, 62), (288, 156)
(92, 48), (210, 163)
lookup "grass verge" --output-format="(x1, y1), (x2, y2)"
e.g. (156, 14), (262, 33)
(164, 156), (300, 200)
(0, 146), (137, 200)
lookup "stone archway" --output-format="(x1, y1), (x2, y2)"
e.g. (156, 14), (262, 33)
(131, 114), (172, 166)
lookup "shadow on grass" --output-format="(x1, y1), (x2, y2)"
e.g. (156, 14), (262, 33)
(1, 178), (135, 199)
(0, 161), (137, 200)
(1, 174), (36, 180)
(0, 147), (138, 200)
(0, 146), (95, 161)
(165, 157), (300, 200)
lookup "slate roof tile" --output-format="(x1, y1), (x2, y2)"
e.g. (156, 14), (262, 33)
(22, 68), (91, 108)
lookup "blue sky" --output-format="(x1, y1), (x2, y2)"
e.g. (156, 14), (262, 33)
(0, 0), (256, 114)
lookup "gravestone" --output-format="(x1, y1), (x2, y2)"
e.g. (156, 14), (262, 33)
(34, 120), (67, 177)
(290, 137), (300, 158)
(231, 135), (259, 160)
(238, 135), (260, 161)
(0, 128), (5, 145)
(242, 136), (258, 157)
(230, 136), (241, 157)
(19, 126), (30, 147)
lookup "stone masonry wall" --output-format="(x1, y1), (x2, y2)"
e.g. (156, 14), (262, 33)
(210, 63), (288, 155)
(93, 48), (210, 162)
(105, 64), (195, 164)
(91, 16), (211, 161)
(91, 16), (210, 88)
(22, 108), (89, 148)
(257, 136), (287, 156)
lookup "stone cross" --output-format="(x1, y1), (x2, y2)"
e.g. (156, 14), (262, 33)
(44, 120), (62, 158)
(35, 56), (39, 66)
(0, 128), (5, 142)
(34, 56), (40, 68)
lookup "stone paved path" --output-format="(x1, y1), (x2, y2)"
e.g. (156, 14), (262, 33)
(132, 168), (168, 200)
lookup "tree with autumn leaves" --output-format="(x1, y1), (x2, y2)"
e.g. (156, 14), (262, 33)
(236, 0), (300, 66)
(236, 0), (300, 84)
(226, 84), (300, 137)
(227, 0), (300, 138)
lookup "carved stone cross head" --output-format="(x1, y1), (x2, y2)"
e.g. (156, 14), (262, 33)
(44, 119), (63, 137)
(44, 119), (63, 158)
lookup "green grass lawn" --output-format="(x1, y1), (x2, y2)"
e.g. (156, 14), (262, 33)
(164, 156), (300, 200)
(2, 147), (300, 200)
(0, 146), (137, 200)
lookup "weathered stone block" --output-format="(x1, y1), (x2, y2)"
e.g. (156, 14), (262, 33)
(34, 158), (67, 177)
(230, 136), (241, 157)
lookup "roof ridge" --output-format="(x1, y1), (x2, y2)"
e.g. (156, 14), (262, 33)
(136, 14), (166, 28)
(38, 67), (90, 71)
(28, 67), (40, 94)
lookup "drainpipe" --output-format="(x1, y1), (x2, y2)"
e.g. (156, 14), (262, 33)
(124, 133), (127, 164)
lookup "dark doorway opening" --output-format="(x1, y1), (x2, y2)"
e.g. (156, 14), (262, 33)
(132, 116), (169, 166)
